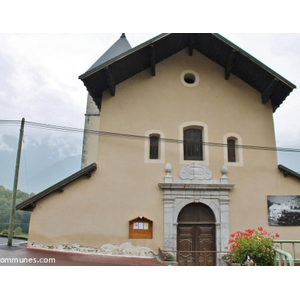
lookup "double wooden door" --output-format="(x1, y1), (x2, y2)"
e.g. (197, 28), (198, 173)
(177, 224), (216, 266)
(177, 203), (216, 266)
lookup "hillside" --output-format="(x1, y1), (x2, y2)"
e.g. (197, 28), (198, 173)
(0, 186), (32, 234)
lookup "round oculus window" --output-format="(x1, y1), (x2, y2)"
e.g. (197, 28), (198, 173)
(180, 70), (199, 87)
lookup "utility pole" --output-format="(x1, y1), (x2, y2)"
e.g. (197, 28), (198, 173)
(7, 118), (25, 246)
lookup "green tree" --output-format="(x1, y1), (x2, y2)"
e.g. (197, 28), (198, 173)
(0, 185), (32, 234)
(15, 227), (23, 236)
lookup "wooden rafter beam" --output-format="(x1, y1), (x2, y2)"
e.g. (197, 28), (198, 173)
(85, 171), (92, 178)
(149, 44), (156, 76)
(94, 94), (102, 111)
(105, 66), (116, 96)
(82, 80), (102, 111)
(225, 49), (236, 80)
(188, 34), (195, 56)
(262, 78), (278, 104)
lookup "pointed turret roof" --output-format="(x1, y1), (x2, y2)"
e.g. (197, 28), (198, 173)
(85, 33), (132, 75)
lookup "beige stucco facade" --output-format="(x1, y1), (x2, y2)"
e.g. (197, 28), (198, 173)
(27, 49), (299, 258)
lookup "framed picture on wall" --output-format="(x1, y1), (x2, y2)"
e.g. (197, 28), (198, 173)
(268, 195), (300, 226)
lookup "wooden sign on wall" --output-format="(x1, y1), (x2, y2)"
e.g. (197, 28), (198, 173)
(129, 216), (153, 239)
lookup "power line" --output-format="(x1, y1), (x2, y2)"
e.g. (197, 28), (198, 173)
(1, 119), (300, 153)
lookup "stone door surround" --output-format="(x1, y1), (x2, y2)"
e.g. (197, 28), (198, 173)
(159, 163), (234, 264)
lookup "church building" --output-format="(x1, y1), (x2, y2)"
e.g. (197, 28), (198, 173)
(17, 33), (299, 265)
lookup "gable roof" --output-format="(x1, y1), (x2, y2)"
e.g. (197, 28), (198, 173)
(16, 163), (97, 211)
(79, 33), (296, 112)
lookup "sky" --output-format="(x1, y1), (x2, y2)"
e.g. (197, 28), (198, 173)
(0, 33), (160, 130)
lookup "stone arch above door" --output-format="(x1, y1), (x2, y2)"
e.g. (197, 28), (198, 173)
(174, 198), (221, 225)
(159, 163), (234, 265)
(177, 202), (215, 223)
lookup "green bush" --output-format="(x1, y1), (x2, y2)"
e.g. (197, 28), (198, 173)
(1, 229), (15, 235)
(161, 252), (174, 261)
(15, 227), (23, 236)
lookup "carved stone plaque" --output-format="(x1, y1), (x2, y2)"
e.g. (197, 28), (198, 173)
(179, 163), (212, 180)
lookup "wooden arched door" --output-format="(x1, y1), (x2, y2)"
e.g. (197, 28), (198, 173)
(177, 203), (216, 266)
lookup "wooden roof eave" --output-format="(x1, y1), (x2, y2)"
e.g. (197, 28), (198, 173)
(278, 164), (300, 180)
(212, 33), (296, 90)
(79, 33), (296, 113)
(16, 163), (97, 211)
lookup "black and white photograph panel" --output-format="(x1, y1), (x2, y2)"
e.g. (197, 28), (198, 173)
(268, 195), (300, 226)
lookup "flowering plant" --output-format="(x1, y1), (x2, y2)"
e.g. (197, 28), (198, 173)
(161, 252), (174, 261)
(227, 227), (279, 266)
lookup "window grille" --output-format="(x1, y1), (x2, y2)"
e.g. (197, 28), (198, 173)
(150, 135), (159, 159)
(184, 129), (203, 160)
(227, 139), (236, 162)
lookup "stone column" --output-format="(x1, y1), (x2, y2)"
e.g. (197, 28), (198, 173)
(163, 198), (176, 251)
(219, 165), (230, 252)
(219, 196), (230, 251)
(162, 163), (176, 251)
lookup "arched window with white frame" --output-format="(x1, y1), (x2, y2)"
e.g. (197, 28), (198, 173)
(184, 128), (203, 161)
(223, 133), (243, 166)
(149, 134), (160, 159)
(144, 130), (165, 163)
(227, 138), (236, 162)
(179, 122), (209, 165)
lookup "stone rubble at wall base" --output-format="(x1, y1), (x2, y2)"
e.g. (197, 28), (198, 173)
(28, 241), (156, 258)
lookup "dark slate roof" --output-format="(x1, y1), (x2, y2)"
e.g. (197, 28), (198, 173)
(79, 33), (296, 112)
(16, 163), (97, 211)
(278, 164), (300, 180)
(85, 33), (132, 74)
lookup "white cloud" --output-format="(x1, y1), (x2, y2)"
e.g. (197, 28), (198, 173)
(0, 33), (160, 128)
(0, 134), (13, 152)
